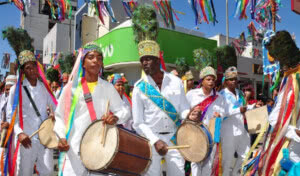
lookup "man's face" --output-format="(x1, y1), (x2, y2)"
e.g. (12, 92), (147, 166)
(187, 79), (194, 90)
(225, 78), (238, 90)
(114, 81), (125, 97)
(83, 51), (103, 76)
(22, 61), (38, 81)
(4, 85), (13, 97)
(140, 56), (160, 75)
(202, 75), (216, 90)
(51, 82), (59, 92)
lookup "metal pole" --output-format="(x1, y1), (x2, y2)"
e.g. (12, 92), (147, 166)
(226, 0), (229, 45)
(271, 0), (276, 32)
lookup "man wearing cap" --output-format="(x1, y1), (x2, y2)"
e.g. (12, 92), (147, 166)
(185, 66), (227, 176)
(0, 75), (17, 127)
(182, 70), (194, 93)
(6, 50), (57, 176)
(107, 73), (133, 130)
(54, 42), (130, 175)
(132, 38), (202, 175)
(219, 66), (249, 176)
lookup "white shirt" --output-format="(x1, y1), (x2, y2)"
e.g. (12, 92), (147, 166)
(220, 88), (245, 136)
(269, 83), (300, 162)
(186, 88), (226, 126)
(122, 95), (133, 130)
(53, 78), (130, 175)
(6, 79), (56, 140)
(132, 72), (190, 145)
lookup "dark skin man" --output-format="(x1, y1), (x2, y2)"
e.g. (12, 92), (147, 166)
(224, 78), (247, 113)
(57, 51), (119, 152)
(140, 56), (202, 156)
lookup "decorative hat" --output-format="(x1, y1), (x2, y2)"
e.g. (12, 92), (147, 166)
(5, 75), (17, 86)
(199, 66), (217, 79)
(82, 42), (103, 61)
(138, 40), (160, 58)
(225, 66), (238, 80)
(107, 73), (127, 85)
(18, 50), (36, 66)
(185, 70), (194, 80)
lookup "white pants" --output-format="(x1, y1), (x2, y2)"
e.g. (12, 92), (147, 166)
(191, 145), (216, 176)
(17, 139), (53, 176)
(221, 129), (250, 176)
(143, 133), (185, 176)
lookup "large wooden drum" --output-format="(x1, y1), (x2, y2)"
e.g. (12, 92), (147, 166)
(176, 120), (213, 163)
(38, 118), (59, 149)
(80, 120), (152, 176)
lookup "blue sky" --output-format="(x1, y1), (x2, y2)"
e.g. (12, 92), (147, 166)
(0, 0), (299, 75)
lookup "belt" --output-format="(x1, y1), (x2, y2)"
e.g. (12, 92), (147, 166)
(158, 132), (172, 135)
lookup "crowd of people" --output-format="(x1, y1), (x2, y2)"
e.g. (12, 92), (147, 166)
(0, 41), (292, 176)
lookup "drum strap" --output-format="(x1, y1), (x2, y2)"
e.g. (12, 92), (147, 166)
(81, 77), (97, 122)
(23, 86), (42, 121)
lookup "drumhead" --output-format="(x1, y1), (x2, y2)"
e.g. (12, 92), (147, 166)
(80, 120), (118, 171)
(38, 118), (59, 149)
(176, 121), (210, 162)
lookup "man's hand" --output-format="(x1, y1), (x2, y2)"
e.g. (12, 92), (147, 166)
(240, 106), (247, 114)
(1, 122), (9, 129)
(102, 114), (118, 125)
(18, 133), (31, 148)
(48, 105), (55, 121)
(213, 112), (221, 118)
(57, 138), (70, 152)
(188, 106), (202, 122)
(154, 140), (168, 156)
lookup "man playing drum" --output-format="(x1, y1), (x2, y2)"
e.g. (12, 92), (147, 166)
(6, 50), (57, 176)
(54, 42), (130, 175)
(132, 39), (203, 176)
(185, 66), (227, 176)
(219, 66), (250, 176)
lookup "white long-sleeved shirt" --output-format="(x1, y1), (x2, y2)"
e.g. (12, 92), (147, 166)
(268, 83), (300, 162)
(220, 88), (246, 136)
(132, 72), (190, 145)
(186, 88), (227, 126)
(6, 79), (56, 140)
(53, 77), (130, 175)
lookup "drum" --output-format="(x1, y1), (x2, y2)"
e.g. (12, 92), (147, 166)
(80, 120), (152, 176)
(176, 120), (213, 163)
(38, 118), (59, 149)
(245, 105), (268, 134)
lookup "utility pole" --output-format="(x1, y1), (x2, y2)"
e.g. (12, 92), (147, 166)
(271, 0), (276, 32)
(226, 0), (229, 45)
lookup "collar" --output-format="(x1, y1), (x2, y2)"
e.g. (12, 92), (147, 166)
(199, 87), (214, 97)
(144, 71), (169, 89)
(22, 78), (41, 88)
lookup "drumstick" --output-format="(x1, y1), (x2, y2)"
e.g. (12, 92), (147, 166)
(29, 126), (45, 139)
(167, 145), (190, 150)
(101, 100), (110, 146)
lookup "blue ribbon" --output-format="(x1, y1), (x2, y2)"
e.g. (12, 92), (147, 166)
(137, 80), (180, 144)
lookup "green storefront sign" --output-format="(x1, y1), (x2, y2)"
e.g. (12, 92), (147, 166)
(95, 27), (217, 66)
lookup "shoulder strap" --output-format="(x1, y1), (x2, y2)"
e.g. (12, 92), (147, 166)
(81, 77), (97, 122)
(23, 86), (41, 118)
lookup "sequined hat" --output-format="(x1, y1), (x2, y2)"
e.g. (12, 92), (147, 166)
(199, 66), (217, 79)
(18, 50), (36, 66)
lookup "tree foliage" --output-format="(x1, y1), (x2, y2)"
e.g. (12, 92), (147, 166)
(266, 30), (300, 67)
(213, 45), (237, 70)
(193, 48), (217, 71)
(58, 53), (75, 74)
(46, 67), (60, 83)
(2, 27), (34, 57)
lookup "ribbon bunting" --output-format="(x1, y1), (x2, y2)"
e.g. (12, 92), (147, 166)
(189, 0), (217, 26)
(121, 0), (138, 18)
